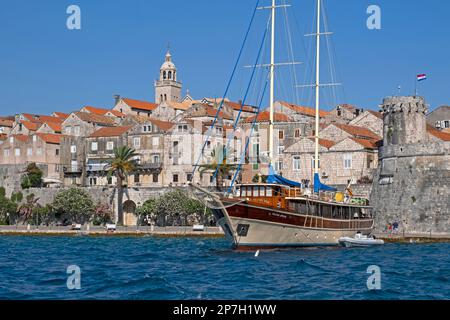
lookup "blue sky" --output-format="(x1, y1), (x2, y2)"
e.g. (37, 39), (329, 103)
(0, 0), (448, 116)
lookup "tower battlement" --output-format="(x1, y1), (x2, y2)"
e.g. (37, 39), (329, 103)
(381, 96), (428, 115)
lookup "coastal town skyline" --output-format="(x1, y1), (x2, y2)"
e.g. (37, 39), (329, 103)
(0, 0), (449, 116)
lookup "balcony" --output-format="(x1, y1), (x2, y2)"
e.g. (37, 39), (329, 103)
(63, 166), (82, 174)
(138, 162), (163, 172)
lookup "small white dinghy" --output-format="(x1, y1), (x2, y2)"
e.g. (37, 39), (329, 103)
(339, 232), (384, 248)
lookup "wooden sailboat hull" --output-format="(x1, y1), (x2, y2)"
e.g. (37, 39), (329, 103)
(214, 202), (374, 250)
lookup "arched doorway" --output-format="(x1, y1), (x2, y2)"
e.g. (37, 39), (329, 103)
(123, 200), (137, 227)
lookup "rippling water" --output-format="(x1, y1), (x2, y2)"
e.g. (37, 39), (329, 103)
(0, 236), (449, 300)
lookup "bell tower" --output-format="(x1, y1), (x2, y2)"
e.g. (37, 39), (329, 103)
(155, 50), (182, 104)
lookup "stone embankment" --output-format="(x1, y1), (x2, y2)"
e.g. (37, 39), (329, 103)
(0, 226), (225, 238)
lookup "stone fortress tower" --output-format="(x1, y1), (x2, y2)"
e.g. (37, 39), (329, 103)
(155, 50), (182, 104)
(371, 96), (450, 235)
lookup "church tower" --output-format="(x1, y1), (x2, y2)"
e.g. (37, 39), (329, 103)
(155, 50), (182, 104)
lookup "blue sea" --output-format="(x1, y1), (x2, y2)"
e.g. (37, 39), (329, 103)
(0, 236), (448, 300)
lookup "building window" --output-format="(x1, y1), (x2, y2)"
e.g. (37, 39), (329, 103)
(15, 148), (21, 157)
(55, 164), (60, 173)
(32, 135), (37, 143)
(178, 125), (188, 132)
(89, 178), (97, 186)
(134, 174), (140, 184)
(27, 148), (33, 156)
(344, 154), (353, 169)
(66, 126), (72, 135)
(107, 177), (113, 185)
(278, 146), (284, 155)
(278, 130), (284, 140)
(143, 125), (152, 132)
(55, 149), (59, 156)
(71, 145), (77, 154)
(37, 148), (42, 155)
(153, 137), (160, 146)
(187, 173), (193, 182)
(152, 155), (160, 163)
(444, 120), (450, 128)
(173, 174), (179, 183)
(153, 174), (159, 183)
(74, 126), (81, 136)
(107, 141), (114, 151)
(9, 137), (13, 143)
(275, 160), (283, 172)
(295, 129), (301, 138)
(4, 149), (10, 157)
(293, 156), (301, 171)
(133, 137), (141, 149)
(91, 142), (98, 151)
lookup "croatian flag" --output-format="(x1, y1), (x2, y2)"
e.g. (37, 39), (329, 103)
(417, 74), (427, 81)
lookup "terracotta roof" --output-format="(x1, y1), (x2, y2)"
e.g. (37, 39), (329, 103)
(0, 119), (14, 127)
(122, 98), (158, 112)
(43, 121), (62, 133)
(223, 101), (258, 113)
(333, 123), (382, 141)
(147, 118), (175, 131)
(21, 121), (40, 131)
(74, 112), (116, 126)
(82, 106), (110, 116)
(12, 135), (30, 143)
(108, 110), (126, 118)
(36, 133), (64, 144)
(366, 110), (384, 120)
(244, 111), (292, 123)
(52, 112), (70, 119)
(427, 125), (450, 141)
(166, 101), (192, 111)
(89, 126), (133, 138)
(350, 137), (380, 149)
(36, 115), (63, 124)
(0, 134), (7, 141)
(308, 138), (336, 149)
(279, 101), (331, 118)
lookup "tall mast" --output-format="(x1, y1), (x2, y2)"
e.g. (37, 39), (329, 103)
(314, 0), (321, 175)
(269, 0), (276, 167)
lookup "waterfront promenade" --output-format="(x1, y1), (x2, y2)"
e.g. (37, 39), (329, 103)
(0, 225), (225, 237)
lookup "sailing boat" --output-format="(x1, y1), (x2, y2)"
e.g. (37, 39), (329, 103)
(191, 0), (374, 249)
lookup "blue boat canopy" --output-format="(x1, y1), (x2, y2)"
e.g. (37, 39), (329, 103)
(314, 173), (337, 193)
(267, 165), (302, 188)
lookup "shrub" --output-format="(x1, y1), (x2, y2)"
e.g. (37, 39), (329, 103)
(52, 188), (94, 224)
(21, 163), (43, 189)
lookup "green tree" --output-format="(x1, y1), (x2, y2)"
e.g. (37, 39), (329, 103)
(136, 199), (157, 225)
(0, 195), (17, 225)
(21, 163), (44, 189)
(107, 146), (139, 226)
(52, 188), (94, 224)
(199, 145), (238, 191)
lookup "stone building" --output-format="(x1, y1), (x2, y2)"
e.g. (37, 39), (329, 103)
(155, 51), (182, 104)
(349, 110), (384, 137)
(113, 96), (159, 118)
(427, 105), (450, 132)
(371, 96), (450, 234)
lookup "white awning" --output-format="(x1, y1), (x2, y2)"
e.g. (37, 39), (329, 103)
(43, 178), (63, 185)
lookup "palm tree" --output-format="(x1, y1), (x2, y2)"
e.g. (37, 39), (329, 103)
(199, 145), (238, 191)
(107, 146), (139, 226)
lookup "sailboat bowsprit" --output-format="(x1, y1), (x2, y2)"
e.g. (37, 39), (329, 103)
(190, 0), (375, 249)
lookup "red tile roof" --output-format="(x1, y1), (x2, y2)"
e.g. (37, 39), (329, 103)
(308, 138), (336, 149)
(147, 118), (175, 132)
(0, 119), (14, 127)
(108, 110), (126, 118)
(44, 122), (62, 133)
(21, 121), (41, 131)
(333, 123), (382, 141)
(0, 134), (7, 141)
(350, 137), (380, 149)
(82, 106), (110, 116)
(367, 110), (384, 120)
(53, 112), (70, 119)
(224, 101), (258, 113)
(427, 125), (450, 141)
(244, 111), (292, 123)
(12, 135), (30, 143)
(74, 112), (116, 126)
(89, 126), (133, 138)
(279, 101), (331, 118)
(36, 133), (64, 145)
(123, 98), (158, 112)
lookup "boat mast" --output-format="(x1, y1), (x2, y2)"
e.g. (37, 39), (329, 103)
(269, 0), (276, 167)
(314, 0), (321, 175)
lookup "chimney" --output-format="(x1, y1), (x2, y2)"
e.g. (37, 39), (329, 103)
(114, 95), (121, 106)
